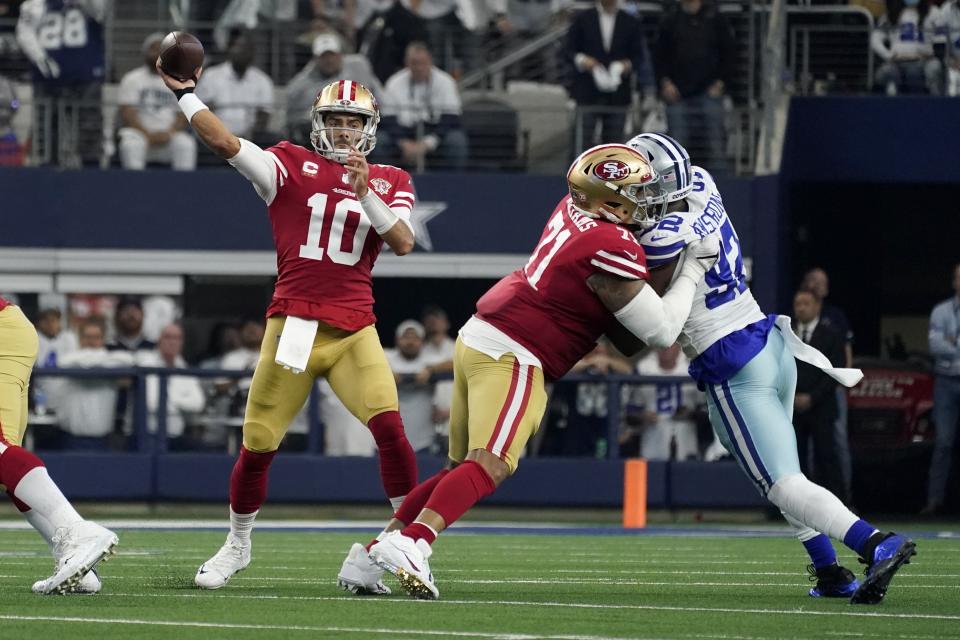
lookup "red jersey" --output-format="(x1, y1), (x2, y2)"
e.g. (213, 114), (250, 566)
(0, 295), (8, 312)
(263, 141), (414, 331)
(475, 196), (648, 380)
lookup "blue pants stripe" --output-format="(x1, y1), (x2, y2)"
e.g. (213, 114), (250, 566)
(707, 384), (766, 494)
(721, 380), (774, 491)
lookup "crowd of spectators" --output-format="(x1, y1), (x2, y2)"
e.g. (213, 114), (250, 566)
(7, 260), (960, 518)
(3, 1), (958, 172)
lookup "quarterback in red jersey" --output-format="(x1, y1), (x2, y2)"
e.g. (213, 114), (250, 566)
(338, 145), (721, 599)
(0, 295), (118, 594)
(157, 65), (418, 592)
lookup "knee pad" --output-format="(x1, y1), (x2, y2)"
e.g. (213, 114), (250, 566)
(242, 421), (279, 452)
(767, 473), (857, 542)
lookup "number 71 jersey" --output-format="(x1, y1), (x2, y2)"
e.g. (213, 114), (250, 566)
(265, 141), (414, 331)
(636, 166), (765, 358)
(475, 195), (648, 381)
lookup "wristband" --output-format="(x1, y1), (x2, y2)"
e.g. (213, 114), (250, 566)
(173, 86), (194, 99)
(178, 92), (208, 122)
(359, 191), (401, 235)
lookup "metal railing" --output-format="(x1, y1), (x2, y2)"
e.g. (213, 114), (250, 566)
(28, 366), (699, 462)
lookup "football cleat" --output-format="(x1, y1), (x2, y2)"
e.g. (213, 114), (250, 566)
(39, 521), (118, 595)
(337, 543), (391, 595)
(807, 563), (859, 598)
(194, 534), (251, 590)
(850, 532), (917, 605)
(33, 567), (102, 595)
(370, 531), (439, 600)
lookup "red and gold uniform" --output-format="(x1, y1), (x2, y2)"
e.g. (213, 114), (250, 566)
(454, 196), (648, 472)
(0, 295), (40, 446)
(237, 141), (415, 452)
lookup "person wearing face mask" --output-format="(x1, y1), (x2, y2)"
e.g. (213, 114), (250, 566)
(871, 0), (943, 95)
(157, 58), (420, 593)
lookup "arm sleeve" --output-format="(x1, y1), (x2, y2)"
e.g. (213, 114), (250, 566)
(613, 257), (705, 348)
(226, 138), (285, 204)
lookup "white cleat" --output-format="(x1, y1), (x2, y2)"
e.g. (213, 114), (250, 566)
(33, 568), (102, 595)
(40, 521), (118, 595)
(337, 543), (392, 595)
(194, 534), (251, 589)
(370, 531), (439, 600)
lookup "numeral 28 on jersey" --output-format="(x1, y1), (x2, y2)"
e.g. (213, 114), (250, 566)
(299, 193), (371, 266)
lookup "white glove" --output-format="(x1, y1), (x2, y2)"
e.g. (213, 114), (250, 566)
(35, 56), (60, 79)
(683, 234), (721, 276)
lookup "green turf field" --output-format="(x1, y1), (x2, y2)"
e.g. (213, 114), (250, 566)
(1, 526), (958, 639)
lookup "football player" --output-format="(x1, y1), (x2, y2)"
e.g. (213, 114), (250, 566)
(627, 132), (915, 604)
(337, 144), (721, 599)
(156, 66), (419, 591)
(0, 296), (118, 594)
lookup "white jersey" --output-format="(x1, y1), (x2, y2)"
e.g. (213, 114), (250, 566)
(637, 166), (765, 359)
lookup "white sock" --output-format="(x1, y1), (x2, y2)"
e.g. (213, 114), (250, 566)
(767, 473), (858, 542)
(230, 507), (258, 544)
(389, 495), (405, 511)
(22, 509), (57, 551)
(12, 468), (83, 530)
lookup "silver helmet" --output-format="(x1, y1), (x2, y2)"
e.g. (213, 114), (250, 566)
(624, 133), (694, 229)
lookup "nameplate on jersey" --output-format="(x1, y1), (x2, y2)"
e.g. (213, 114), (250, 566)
(275, 316), (319, 375)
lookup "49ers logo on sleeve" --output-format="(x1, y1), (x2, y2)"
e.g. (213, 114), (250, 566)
(370, 178), (392, 196)
(594, 160), (630, 181)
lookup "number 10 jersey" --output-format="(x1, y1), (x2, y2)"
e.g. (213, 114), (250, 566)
(264, 141), (414, 331)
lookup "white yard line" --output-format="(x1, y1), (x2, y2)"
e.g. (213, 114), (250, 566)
(54, 592), (960, 621)
(0, 615), (637, 640)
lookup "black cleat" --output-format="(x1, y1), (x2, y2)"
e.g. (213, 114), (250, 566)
(850, 533), (916, 605)
(807, 563), (859, 598)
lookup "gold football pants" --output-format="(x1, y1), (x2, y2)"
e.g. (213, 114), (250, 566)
(0, 305), (39, 447)
(448, 338), (548, 474)
(242, 317), (399, 452)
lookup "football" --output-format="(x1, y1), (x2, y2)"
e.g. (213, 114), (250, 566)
(158, 31), (204, 82)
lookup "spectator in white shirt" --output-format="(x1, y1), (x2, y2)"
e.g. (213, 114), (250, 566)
(197, 29), (276, 143)
(35, 307), (77, 369)
(629, 344), (700, 461)
(136, 323), (205, 448)
(117, 33), (197, 170)
(872, 0), (942, 94)
(380, 41), (469, 170)
(55, 318), (134, 448)
(385, 319), (445, 452)
(420, 304), (454, 432)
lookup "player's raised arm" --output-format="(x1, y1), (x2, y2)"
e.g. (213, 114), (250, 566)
(156, 60), (240, 159)
(588, 236), (719, 348)
(157, 60), (281, 204)
(344, 147), (415, 256)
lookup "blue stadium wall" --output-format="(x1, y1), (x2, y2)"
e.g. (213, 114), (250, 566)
(2, 97), (957, 508)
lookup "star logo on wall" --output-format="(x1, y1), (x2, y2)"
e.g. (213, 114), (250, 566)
(410, 201), (447, 251)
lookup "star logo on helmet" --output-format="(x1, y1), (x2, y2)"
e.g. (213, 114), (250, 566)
(594, 160), (630, 181)
(370, 178), (392, 196)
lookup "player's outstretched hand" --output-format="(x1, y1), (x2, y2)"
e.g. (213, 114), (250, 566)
(684, 235), (721, 275)
(345, 146), (369, 198)
(156, 58), (202, 93)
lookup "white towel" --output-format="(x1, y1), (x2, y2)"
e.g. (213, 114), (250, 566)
(775, 315), (863, 388)
(592, 64), (621, 93)
(275, 316), (318, 375)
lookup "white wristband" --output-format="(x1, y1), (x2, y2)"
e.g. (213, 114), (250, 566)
(359, 190), (400, 235)
(178, 93), (208, 123)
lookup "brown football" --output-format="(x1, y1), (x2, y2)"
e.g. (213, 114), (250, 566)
(158, 31), (204, 82)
